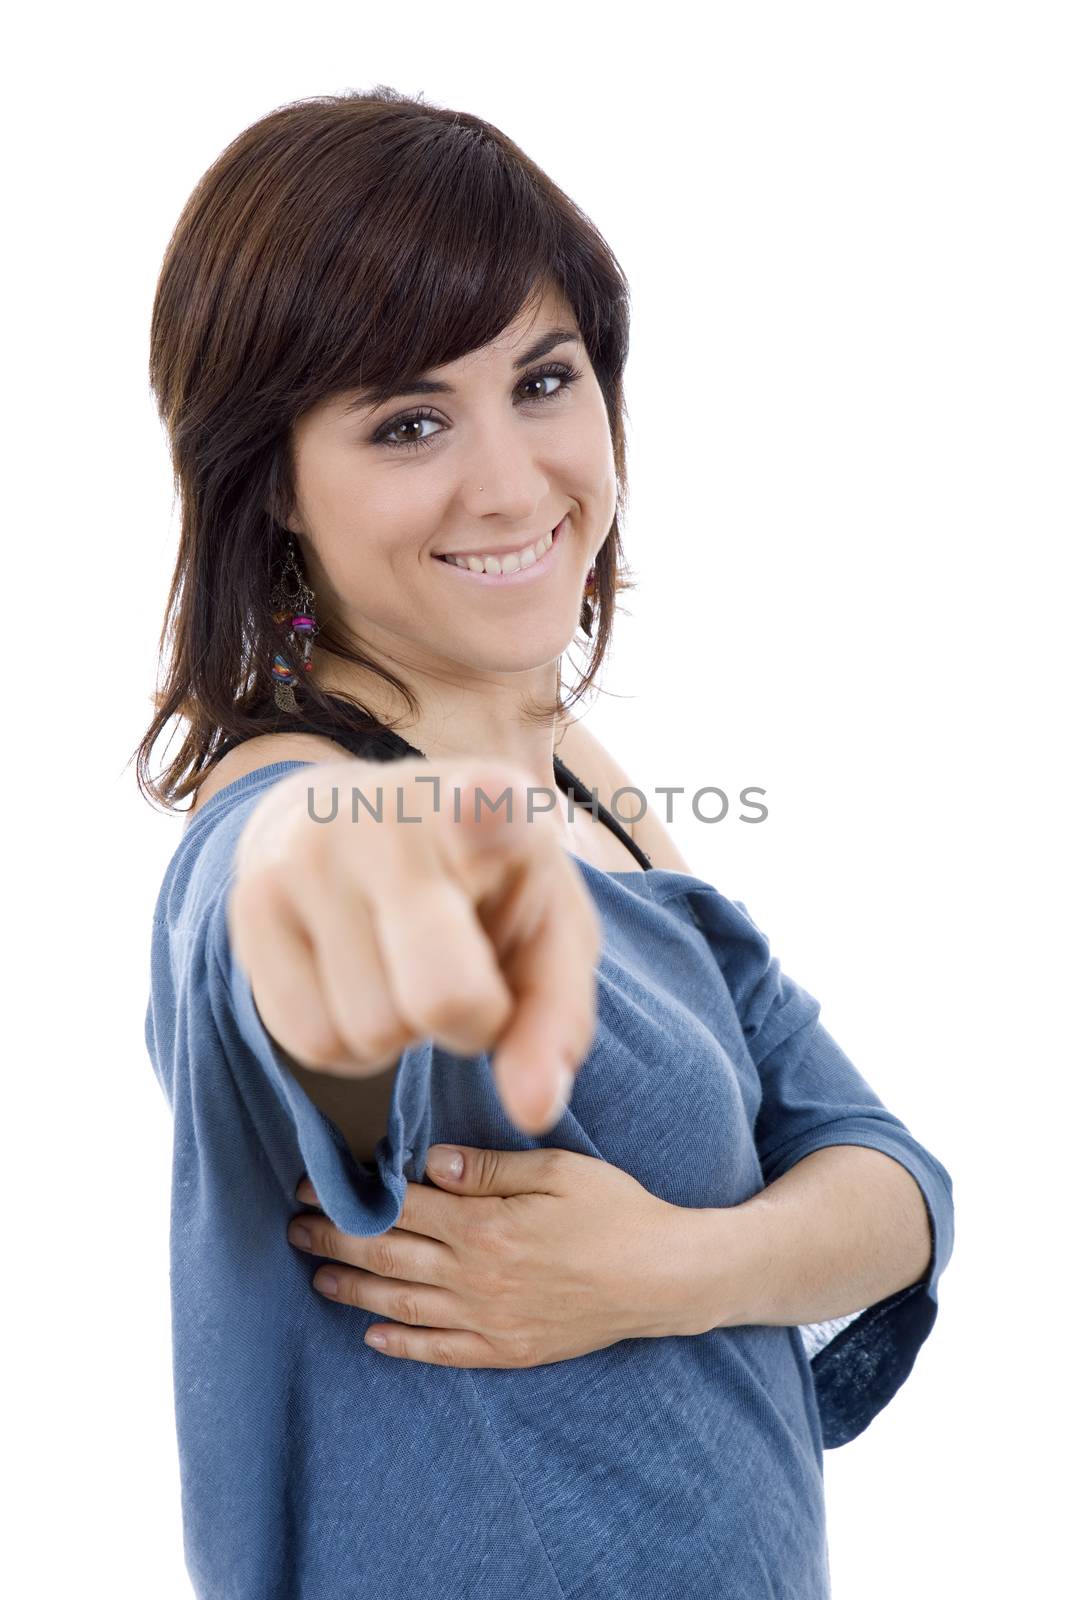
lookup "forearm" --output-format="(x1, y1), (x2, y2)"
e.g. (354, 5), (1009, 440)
(674, 1144), (933, 1335)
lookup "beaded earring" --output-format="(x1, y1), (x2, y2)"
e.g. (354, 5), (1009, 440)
(270, 536), (319, 713)
(580, 564), (598, 638)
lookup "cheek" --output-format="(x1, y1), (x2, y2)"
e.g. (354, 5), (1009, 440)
(557, 397), (616, 500)
(305, 465), (436, 577)
(316, 507), (447, 627)
(297, 433), (423, 534)
(319, 527), (407, 603)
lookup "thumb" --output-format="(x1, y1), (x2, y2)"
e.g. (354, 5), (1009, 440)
(423, 1143), (563, 1193)
(452, 763), (540, 855)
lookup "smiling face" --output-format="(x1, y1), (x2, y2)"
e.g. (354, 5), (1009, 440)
(283, 281), (617, 699)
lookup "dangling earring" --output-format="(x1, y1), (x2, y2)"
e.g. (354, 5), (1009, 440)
(580, 564), (597, 638)
(270, 536), (319, 713)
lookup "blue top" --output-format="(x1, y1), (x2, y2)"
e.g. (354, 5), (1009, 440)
(145, 759), (955, 1600)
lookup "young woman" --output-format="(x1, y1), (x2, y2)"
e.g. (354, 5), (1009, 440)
(139, 88), (955, 1600)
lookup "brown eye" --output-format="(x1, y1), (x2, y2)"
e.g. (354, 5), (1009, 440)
(519, 371), (564, 400)
(371, 408), (443, 452)
(517, 361), (581, 404)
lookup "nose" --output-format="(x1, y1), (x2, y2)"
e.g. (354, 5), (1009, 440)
(459, 415), (553, 524)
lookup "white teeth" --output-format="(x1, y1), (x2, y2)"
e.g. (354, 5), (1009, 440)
(443, 525), (556, 573)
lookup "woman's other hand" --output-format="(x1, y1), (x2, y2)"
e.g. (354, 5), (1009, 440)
(287, 1146), (708, 1366)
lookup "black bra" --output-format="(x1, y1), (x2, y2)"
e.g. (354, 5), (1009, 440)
(212, 694), (654, 872)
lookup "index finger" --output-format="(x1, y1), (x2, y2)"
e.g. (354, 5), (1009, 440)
(488, 856), (601, 1132)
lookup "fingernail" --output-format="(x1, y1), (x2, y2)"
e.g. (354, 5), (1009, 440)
(289, 1223), (312, 1249)
(426, 1146), (464, 1180)
(315, 1271), (339, 1296)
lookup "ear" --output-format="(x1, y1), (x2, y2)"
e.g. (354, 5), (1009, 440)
(268, 514), (304, 537)
(264, 490), (304, 537)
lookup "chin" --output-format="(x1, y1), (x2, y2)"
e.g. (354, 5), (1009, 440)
(444, 617), (579, 675)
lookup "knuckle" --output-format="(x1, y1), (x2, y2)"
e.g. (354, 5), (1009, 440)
(394, 1289), (421, 1326)
(331, 1273), (358, 1306)
(297, 1219), (321, 1252)
(293, 1019), (393, 1078)
(367, 1239), (400, 1278)
(286, 1018), (350, 1072)
(476, 1149), (506, 1192)
(429, 1336), (458, 1367)
(318, 1225), (342, 1261)
(417, 982), (488, 1038)
(453, 759), (530, 813)
(354, 1015), (409, 1065)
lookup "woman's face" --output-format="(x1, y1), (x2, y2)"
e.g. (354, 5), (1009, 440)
(284, 282), (617, 690)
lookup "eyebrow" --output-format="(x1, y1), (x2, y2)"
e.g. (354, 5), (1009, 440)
(340, 327), (581, 415)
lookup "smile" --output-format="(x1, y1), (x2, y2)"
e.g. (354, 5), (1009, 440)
(431, 516), (569, 586)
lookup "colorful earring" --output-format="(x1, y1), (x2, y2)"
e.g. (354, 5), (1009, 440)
(580, 564), (597, 638)
(270, 537), (319, 713)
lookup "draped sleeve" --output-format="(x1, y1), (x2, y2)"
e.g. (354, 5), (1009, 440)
(146, 761), (431, 1242)
(684, 885), (956, 1448)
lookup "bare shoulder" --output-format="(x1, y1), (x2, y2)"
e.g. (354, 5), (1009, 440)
(186, 732), (355, 820)
(554, 715), (694, 874)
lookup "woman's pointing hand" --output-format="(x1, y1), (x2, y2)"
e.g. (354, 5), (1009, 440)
(229, 756), (601, 1133)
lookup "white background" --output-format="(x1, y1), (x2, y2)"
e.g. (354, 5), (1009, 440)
(6, 2), (1062, 1594)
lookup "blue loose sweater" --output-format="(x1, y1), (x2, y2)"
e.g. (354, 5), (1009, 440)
(145, 759), (954, 1599)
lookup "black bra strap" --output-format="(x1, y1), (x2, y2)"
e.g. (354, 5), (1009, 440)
(549, 755), (653, 871)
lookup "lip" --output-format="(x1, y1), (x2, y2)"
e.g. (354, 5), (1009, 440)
(431, 516), (569, 586)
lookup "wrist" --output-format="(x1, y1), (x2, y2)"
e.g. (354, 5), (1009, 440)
(657, 1203), (750, 1338)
